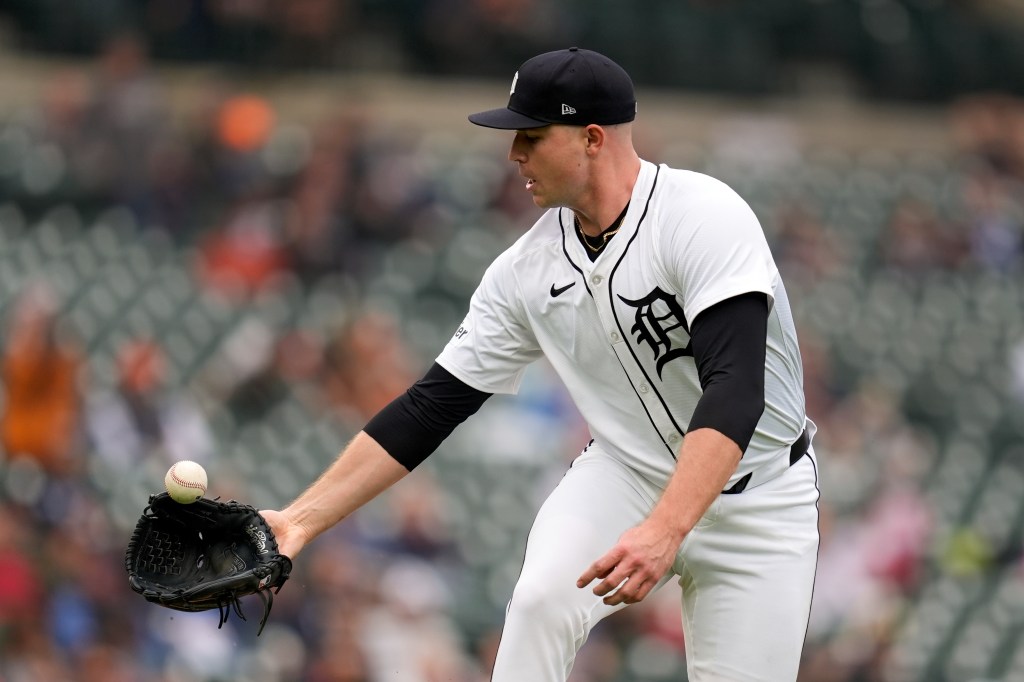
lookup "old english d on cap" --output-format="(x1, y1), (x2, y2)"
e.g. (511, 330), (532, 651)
(469, 47), (637, 130)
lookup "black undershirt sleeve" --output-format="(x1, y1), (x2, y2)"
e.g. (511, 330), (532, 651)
(686, 292), (769, 454)
(363, 363), (492, 471)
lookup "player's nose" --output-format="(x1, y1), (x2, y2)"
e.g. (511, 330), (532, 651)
(508, 133), (527, 162)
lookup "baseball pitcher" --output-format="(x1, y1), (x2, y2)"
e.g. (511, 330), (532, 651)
(264, 47), (820, 682)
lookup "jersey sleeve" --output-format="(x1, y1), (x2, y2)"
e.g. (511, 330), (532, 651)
(435, 251), (542, 394)
(661, 179), (778, 326)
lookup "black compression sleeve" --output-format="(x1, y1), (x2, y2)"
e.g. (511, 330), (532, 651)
(363, 363), (492, 471)
(686, 292), (768, 453)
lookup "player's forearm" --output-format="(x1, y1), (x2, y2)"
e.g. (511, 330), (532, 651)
(649, 427), (743, 541)
(283, 431), (409, 543)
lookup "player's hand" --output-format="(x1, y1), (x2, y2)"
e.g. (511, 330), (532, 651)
(259, 509), (309, 560)
(576, 520), (681, 606)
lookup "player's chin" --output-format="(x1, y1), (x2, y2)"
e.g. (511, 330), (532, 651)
(529, 191), (556, 210)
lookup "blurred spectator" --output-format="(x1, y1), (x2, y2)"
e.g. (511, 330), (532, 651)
(85, 337), (215, 467)
(202, 316), (285, 424)
(35, 68), (92, 196)
(190, 94), (286, 284)
(951, 93), (1024, 180)
(306, 619), (371, 682)
(357, 471), (459, 561)
(0, 505), (43, 629)
(360, 557), (479, 681)
(197, 195), (294, 296)
(861, 479), (932, 592)
(419, 0), (568, 76)
(322, 310), (420, 425)
(270, 0), (361, 68)
(284, 114), (361, 280)
(798, 329), (846, 420)
(772, 201), (845, 285)
(877, 196), (966, 272)
(77, 32), (170, 217)
(0, 282), (84, 475)
(220, 327), (322, 424)
(0, 628), (77, 682)
(169, 81), (273, 236)
(347, 132), (441, 252)
(216, 93), (276, 154)
(76, 644), (143, 682)
(488, 162), (546, 227)
(960, 164), (1024, 272)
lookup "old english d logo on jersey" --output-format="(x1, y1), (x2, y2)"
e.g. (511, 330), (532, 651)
(618, 287), (692, 378)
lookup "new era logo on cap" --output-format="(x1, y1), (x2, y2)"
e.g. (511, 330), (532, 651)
(468, 47), (636, 130)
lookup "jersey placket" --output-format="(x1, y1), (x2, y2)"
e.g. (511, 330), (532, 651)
(586, 251), (686, 459)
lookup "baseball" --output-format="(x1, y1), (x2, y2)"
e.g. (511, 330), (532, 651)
(164, 460), (208, 504)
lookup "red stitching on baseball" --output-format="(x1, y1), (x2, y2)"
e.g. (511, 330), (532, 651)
(171, 464), (205, 489)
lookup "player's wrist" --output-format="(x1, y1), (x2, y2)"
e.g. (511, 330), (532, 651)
(647, 507), (692, 543)
(281, 506), (317, 546)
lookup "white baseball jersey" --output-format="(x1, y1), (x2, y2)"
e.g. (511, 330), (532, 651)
(437, 159), (807, 490)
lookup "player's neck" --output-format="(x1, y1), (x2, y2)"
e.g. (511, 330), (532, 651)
(573, 191), (635, 238)
(574, 201), (630, 260)
(573, 155), (640, 237)
(574, 202), (629, 240)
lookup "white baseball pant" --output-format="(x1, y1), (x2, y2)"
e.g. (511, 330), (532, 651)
(490, 442), (820, 682)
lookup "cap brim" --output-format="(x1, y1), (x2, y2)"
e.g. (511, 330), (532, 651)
(468, 107), (550, 130)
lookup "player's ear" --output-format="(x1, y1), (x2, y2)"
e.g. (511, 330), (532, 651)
(583, 124), (605, 154)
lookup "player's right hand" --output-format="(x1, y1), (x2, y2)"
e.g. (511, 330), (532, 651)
(577, 518), (680, 606)
(259, 509), (308, 560)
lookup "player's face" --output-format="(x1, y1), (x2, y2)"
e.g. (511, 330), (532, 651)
(508, 125), (589, 209)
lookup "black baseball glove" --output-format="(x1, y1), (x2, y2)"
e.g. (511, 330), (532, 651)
(124, 492), (292, 635)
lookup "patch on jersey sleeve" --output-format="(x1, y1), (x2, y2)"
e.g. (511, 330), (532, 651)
(452, 323), (470, 342)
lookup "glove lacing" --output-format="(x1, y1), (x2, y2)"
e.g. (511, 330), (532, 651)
(215, 583), (281, 636)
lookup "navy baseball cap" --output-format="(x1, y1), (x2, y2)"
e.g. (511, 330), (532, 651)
(469, 47), (637, 130)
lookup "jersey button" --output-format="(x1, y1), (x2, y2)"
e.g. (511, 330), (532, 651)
(639, 383), (649, 393)
(610, 331), (621, 342)
(592, 275), (603, 285)
(667, 432), (681, 444)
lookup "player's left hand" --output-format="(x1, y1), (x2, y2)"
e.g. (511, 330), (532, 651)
(259, 508), (309, 560)
(577, 520), (681, 605)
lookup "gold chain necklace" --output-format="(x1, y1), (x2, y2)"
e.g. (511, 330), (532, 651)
(574, 203), (629, 253)
(576, 219), (621, 252)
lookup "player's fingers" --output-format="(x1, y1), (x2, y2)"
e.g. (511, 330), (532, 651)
(577, 549), (622, 588)
(620, 575), (655, 605)
(585, 561), (622, 593)
(635, 575), (658, 602)
(602, 563), (663, 605)
(603, 572), (654, 606)
(592, 565), (633, 597)
(258, 509), (304, 559)
(599, 573), (638, 605)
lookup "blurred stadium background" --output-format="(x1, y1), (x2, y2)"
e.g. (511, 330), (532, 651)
(0, 1), (1023, 681)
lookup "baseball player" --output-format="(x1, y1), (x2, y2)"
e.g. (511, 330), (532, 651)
(264, 47), (820, 682)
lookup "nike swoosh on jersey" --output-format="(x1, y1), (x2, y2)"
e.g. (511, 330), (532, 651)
(550, 281), (576, 297)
